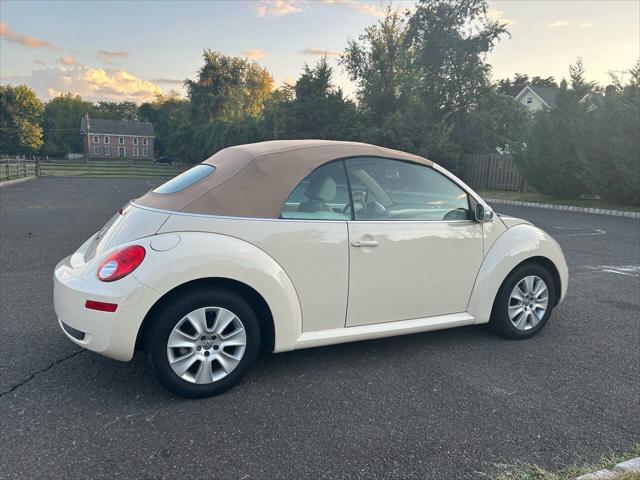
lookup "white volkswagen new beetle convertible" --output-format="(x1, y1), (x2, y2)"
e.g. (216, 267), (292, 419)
(54, 140), (568, 397)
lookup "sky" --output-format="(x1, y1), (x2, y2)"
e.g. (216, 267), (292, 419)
(1, 0), (638, 103)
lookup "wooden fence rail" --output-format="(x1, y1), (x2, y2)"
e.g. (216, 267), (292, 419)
(2, 153), (535, 193)
(37, 159), (189, 177)
(459, 153), (535, 192)
(0, 158), (38, 182)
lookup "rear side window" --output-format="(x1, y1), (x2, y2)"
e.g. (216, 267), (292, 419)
(153, 164), (215, 194)
(280, 161), (351, 220)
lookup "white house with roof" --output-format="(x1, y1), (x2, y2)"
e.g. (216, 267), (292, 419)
(515, 85), (560, 112)
(515, 85), (605, 112)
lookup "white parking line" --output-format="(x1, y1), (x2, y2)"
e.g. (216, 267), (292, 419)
(594, 265), (640, 278)
(552, 226), (606, 237)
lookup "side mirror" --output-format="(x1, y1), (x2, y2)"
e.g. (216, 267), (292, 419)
(475, 203), (494, 223)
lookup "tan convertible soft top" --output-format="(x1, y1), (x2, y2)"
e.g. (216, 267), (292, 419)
(135, 140), (433, 218)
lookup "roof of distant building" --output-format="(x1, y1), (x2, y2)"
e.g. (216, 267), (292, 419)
(81, 116), (155, 137)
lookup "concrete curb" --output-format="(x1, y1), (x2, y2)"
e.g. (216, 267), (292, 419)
(575, 457), (640, 479)
(485, 198), (640, 219)
(0, 176), (37, 188)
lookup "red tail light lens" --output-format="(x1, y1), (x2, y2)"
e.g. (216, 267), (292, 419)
(97, 245), (146, 282)
(85, 300), (118, 312)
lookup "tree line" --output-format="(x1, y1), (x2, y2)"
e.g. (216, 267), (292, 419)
(1, 0), (638, 204)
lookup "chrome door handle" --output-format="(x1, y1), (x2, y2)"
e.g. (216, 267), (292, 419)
(351, 239), (379, 247)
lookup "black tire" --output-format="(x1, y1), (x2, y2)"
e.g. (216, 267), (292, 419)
(490, 262), (557, 340)
(146, 287), (260, 398)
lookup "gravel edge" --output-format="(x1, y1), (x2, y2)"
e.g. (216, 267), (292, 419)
(575, 457), (640, 479)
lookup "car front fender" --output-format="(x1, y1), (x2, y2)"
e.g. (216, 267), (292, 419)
(132, 232), (303, 352)
(468, 224), (568, 324)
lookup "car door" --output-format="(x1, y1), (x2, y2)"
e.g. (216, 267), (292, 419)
(275, 161), (351, 333)
(344, 157), (484, 327)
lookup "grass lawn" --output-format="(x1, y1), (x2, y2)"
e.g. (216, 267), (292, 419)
(495, 444), (640, 480)
(479, 190), (640, 213)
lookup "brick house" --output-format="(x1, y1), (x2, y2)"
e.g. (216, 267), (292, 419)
(80, 115), (155, 159)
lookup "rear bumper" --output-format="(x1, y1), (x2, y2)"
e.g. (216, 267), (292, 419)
(53, 255), (159, 361)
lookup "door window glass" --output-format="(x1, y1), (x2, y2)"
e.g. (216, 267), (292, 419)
(281, 161), (350, 220)
(345, 157), (471, 221)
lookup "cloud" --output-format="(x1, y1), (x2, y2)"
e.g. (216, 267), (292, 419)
(548, 20), (569, 29)
(59, 56), (79, 66)
(300, 47), (341, 57)
(486, 8), (515, 26)
(243, 49), (269, 60)
(33, 59), (46, 66)
(97, 50), (129, 63)
(0, 21), (62, 51)
(580, 22), (592, 28)
(255, 0), (304, 17)
(322, 0), (385, 17)
(5, 66), (163, 102)
(151, 78), (184, 85)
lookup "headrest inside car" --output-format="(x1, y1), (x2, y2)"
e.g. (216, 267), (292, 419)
(305, 176), (336, 202)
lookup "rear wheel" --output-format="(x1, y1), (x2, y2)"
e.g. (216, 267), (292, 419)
(147, 287), (260, 398)
(490, 263), (557, 340)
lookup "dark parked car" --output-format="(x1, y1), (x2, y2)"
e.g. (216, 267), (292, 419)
(154, 156), (176, 165)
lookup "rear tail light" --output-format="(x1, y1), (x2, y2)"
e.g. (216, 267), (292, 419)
(97, 245), (146, 282)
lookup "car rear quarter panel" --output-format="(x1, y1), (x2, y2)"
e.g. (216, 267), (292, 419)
(132, 231), (304, 352)
(156, 213), (349, 334)
(467, 223), (569, 324)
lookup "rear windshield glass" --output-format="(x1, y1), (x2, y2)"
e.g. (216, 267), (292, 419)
(153, 164), (215, 194)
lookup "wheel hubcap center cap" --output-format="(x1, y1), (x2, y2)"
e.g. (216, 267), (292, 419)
(201, 339), (214, 350)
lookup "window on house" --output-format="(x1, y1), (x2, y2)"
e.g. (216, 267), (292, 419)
(133, 137), (139, 145)
(104, 136), (110, 144)
(526, 96), (533, 104)
(133, 147), (139, 156)
(93, 135), (99, 144)
(119, 137), (125, 144)
(142, 148), (149, 157)
(142, 138), (149, 146)
(94, 146), (101, 155)
(104, 146), (111, 156)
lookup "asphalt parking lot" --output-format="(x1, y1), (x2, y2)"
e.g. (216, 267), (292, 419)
(1, 177), (638, 479)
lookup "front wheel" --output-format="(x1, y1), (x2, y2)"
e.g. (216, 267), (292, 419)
(490, 263), (557, 340)
(147, 287), (260, 398)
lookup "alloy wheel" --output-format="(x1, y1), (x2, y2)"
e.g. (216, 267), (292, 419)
(508, 275), (549, 331)
(166, 307), (247, 384)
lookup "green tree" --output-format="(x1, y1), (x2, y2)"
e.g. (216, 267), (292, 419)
(579, 60), (640, 204)
(0, 84), (44, 154)
(342, 0), (517, 167)
(42, 93), (94, 156)
(496, 73), (557, 97)
(261, 57), (359, 140)
(569, 57), (597, 98)
(514, 79), (590, 197)
(185, 50), (273, 123)
(93, 101), (139, 120)
(342, 7), (409, 122)
(138, 93), (188, 157)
